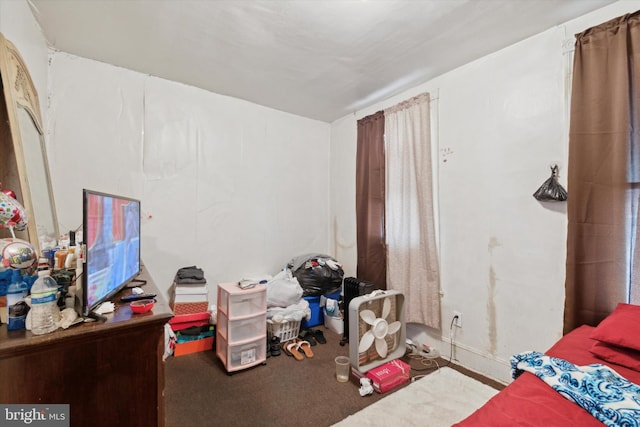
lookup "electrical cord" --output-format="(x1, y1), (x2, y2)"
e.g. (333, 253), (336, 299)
(407, 349), (441, 379)
(407, 314), (459, 380)
(442, 314), (458, 368)
(408, 354), (440, 382)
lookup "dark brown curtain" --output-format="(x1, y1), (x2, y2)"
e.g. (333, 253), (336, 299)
(356, 111), (386, 289)
(564, 11), (640, 333)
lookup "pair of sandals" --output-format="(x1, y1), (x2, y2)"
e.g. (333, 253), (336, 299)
(282, 339), (314, 361)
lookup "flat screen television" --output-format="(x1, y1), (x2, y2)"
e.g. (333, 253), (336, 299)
(82, 189), (141, 316)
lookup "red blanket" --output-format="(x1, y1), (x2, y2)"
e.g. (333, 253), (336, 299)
(454, 325), (640, 426)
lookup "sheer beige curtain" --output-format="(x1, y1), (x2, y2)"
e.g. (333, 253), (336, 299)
(384, 93), (440, 328)
(356, 111), (387, 289)
(564, 11), (640, 333)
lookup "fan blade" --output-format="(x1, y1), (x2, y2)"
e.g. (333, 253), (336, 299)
(382, 297), (391, 319)
(360, 309), (377, 325)
(375, 337), (388, 358)
(387, 321), (401, 335)
(387, 321), (402, 335)
(359, 331), (375, 353)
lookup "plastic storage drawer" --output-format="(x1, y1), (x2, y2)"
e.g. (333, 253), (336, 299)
(217, 335), (266, 371)
(217, 311), (265, 343)
(218, 286), (266, 318)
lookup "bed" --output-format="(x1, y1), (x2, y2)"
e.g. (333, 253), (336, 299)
(455, 303), (640, 426)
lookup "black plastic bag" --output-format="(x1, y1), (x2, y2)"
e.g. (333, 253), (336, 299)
(287, 253), (344, 297)
(533, 165), (567, 202)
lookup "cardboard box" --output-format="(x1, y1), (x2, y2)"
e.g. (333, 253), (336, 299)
(174, 336), (214, 357)
(370, 373), (410, 393)
(171, 301), (210, 316)
(169, 309), (210, 330)
(365, 359), (411, 393)
(351, 366), (366, 385)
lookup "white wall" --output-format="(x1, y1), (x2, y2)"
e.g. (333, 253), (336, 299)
(45, 53), (331, 303)
(329, 0), (640, 383)
(329, 115), (357, 278)
(0, 0), (48, 132)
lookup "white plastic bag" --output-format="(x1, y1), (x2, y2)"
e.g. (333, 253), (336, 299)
(163, 323), (176, 361)
(266, 269), (303, 308)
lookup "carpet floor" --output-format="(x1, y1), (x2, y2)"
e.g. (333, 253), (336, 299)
(164, 328), (503, 427)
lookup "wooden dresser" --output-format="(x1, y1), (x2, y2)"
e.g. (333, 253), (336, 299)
(0, 267), (173, 427)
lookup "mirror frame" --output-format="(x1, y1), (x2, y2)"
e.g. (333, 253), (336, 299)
(0, 33), (59, 256)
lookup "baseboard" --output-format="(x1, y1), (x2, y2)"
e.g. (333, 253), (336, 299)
(406, 323), (511, 384)
(439, 335), (511, 385)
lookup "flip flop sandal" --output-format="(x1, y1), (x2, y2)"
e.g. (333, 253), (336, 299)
(285, 341), (304, 361)
(297, 340), (314, 358)
(313, 329), (327, 344)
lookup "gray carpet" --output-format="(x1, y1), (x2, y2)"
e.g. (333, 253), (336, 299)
(164, 328), (412, 427)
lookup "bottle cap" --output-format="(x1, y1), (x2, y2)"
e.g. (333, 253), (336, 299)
(37, 257), (49, 271)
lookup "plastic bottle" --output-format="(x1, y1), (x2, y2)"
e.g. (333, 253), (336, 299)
(54, 248), (67, 270)
(63, 231), (77, 270)
(30, 269), (61, 335)
(7, 270), (29, 330)
(64, 246), (76, 269)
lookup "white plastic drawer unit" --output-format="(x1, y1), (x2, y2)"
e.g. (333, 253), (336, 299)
(217, 311), (265, 343)
(216, 282), (267, 373)
(217, 283), (267, 319)
(217, 336), (266, 371)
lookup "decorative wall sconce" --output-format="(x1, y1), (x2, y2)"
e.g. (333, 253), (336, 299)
(533, 165), (567, 202)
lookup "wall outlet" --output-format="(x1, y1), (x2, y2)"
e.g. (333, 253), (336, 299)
(453, 311), (462, 328)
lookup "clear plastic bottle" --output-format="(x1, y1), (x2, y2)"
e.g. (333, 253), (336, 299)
(30, 269), (61, 335)
(7, 270), (29, 331)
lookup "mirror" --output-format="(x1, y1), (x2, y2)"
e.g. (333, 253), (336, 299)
(0, 33), (58, 255)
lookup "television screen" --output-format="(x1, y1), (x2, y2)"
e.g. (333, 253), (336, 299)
(82, 189), (141, 316)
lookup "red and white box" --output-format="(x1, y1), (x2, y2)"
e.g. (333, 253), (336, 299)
(365, 359), (410, 393)
(169, 304), (211, 332)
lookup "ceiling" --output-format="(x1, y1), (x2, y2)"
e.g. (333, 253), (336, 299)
(28, 0), (614, 123)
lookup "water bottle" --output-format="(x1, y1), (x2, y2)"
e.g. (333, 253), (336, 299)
(30, 269), (61, 335)
(7, 270), (29, 330)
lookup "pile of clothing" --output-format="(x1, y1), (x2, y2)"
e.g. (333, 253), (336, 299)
(262, 268), (309, 324)
(175, 265), (206, 285)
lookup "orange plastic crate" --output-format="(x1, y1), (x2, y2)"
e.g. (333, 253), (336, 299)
(174, 336), (214, 357)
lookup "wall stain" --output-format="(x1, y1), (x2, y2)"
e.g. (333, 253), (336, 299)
(487, 237), (500, 356)
(487, 266), (497, 356)
(440, 147), (454, 163)
(488, 237), (500, 253)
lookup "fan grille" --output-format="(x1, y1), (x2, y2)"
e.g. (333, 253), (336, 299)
(357, 295), (400, 364)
